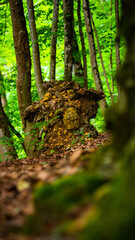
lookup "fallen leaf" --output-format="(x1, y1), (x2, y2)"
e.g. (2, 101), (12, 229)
(69, 149), (83, 164)
(17, 180), (30, 192)
(37, 170), (49, 181)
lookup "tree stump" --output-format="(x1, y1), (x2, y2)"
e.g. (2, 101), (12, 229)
(23, 80), (105, 157)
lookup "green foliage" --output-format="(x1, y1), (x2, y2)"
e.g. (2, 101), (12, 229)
(25, 116), (60, 154)
(91, 108), (105, 132)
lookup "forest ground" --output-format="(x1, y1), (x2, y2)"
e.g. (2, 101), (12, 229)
(0, 132), (111, 240)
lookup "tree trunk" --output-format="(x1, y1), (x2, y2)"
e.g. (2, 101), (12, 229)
(50, 0), (59, 81)
(8, 0), (32, 129)
(90, 12), (113, 104)
(0, 70), (7, 109)
(0, 70), (26, 154)
(63, 0), (73, 82)
(106, 0), (135, 155)
(72, 30), (84, 81)
(27, 0), (45, 99)
(115, 0), (121, 96)
(83, 0), (108, 112)
(0, 95), (17, 161)
(77, 0), (88, 89)
(110, 0), (114, 94)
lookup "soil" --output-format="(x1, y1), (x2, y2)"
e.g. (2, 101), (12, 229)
(0, 132), (111, 240)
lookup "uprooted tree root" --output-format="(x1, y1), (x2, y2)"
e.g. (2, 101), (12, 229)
(23, 80), (105, 157)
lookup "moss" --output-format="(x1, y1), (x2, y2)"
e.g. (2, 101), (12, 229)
(24, 172), (106, 235)
(80, 169), (135, 240)
(63, 107), (80, 130)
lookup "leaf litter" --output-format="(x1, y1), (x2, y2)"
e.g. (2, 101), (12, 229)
(0, 132), (111, 240)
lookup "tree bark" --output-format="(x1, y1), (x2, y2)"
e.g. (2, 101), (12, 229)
(0, 70), (7, 109)
(115, 0), (121, 96)
(27, 0), (45, 99)
(63, 0), (73, 82)
(90, 12), (113, 104)
(72, 30), (84, 81)
(106, 0), (135, 154)
(3, 111), (26, 153)
(83, 0), (108, 112)
(77, 0), (88, 89)
(110, 0), (114, 94)
(0, 95), (17, 161)
(50, 0), (59, 81)
(0, 71), (26, 155)
(8, 0), (32, 129)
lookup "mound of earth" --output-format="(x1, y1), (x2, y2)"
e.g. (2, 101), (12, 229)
(23, 80), (105, 157)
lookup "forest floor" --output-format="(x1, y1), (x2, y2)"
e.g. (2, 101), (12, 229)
(0, 132), (111, 240)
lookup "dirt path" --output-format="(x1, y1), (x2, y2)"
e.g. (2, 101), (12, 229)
(0, 132), (111, 240)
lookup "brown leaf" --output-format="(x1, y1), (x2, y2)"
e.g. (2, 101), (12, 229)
(37, 170), (50, 181)
(16, 180), (30, 192)
(69, 149), (83, 164)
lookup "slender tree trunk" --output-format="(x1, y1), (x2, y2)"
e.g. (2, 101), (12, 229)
(50, 0), (59, 81)
(115, 0), (121, 96)
(63, 0), (73, 82)
(1, 93), (7, 109)
(27, 0), (44, 99)
(8, 0), (32, 129)
(0, 70), (7, 109)
(110, 0), (114, 94)
(0, 71), (25, 154)
(0, 95), (17, 161)
(77, 0), (88, 89)
(83, 0), (108, 112)
(72, 30), (84, 80)
(0, 71), (26, 155)
(72, 2), (83, 81)
(91, 12), (113, 104)
(4, 111), (26, 153)
(110, 44), (114, 93)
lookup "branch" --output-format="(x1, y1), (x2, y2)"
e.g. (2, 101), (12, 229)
(90, 11), (114, 104)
